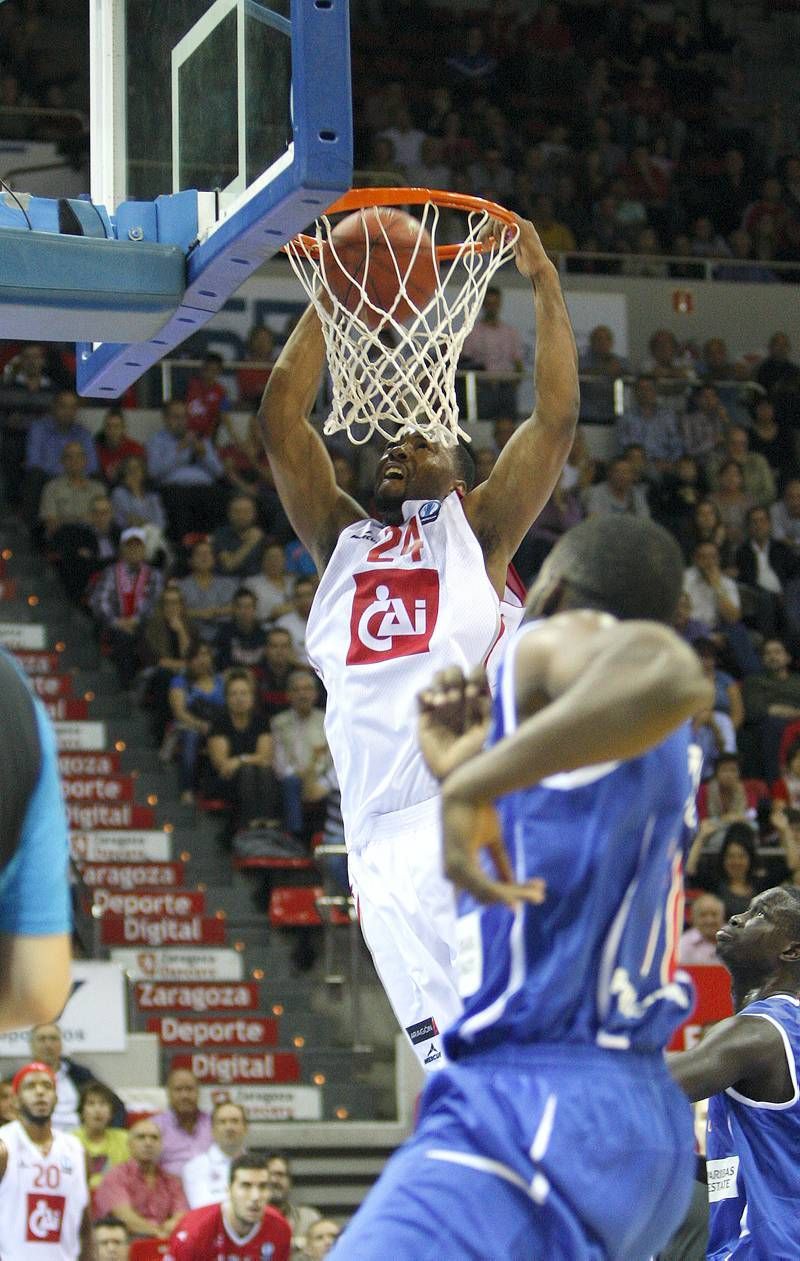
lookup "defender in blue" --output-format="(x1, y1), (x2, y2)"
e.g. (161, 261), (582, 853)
(330, 515), (712, 1260)
(670, 885), (800, 1259)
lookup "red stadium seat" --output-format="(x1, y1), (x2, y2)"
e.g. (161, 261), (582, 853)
(269, 885), (324, 927)
(129, 1242), (170, 1261)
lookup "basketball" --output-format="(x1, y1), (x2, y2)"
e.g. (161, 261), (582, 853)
(322, 207), (439, 327)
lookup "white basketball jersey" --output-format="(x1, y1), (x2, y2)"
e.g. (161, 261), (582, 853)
(306, 492), (507, 851)
(0, 1121), (88, 1260)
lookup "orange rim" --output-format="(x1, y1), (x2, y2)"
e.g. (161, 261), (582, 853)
(284, 187), (519, 261)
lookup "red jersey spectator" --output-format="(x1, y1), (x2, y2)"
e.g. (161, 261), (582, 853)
(94, 409), (145, 485)
(237, 325), (276, 406)
(185, 353), (230, 439)
(166, 1155), (290, 1261)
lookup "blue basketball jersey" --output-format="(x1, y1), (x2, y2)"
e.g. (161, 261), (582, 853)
(445, 621), (699, 1061)
(706, 994), (800, 1259)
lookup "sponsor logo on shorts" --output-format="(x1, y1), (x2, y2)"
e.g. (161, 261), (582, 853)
(418, 500), (441, 524)
(424, 1042), (443, 1065)
(405, 1016), (439, 1046)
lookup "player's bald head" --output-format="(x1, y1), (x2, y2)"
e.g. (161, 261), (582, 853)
(526, 516), (685, 624)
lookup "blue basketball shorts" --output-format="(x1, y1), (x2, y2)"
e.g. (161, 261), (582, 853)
(329, 1043), (695, 1261)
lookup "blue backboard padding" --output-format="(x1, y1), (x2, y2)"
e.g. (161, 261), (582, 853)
(77, 0), (353, 400)
(0, 229), (186, 341)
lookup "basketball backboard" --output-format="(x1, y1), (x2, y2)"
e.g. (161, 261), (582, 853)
(73, 0), (352, 397)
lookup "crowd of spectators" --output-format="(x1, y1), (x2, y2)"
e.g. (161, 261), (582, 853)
(0, 1023), (340, 1256)
(352, 2), (800, 275)
(7, 301), (800, 962)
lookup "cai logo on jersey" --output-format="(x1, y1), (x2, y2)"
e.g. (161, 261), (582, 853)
(26, 1193), (64, 1242)
(347, 569), (440, 665)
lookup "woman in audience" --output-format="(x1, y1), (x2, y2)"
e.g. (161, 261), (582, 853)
(244, 540), (294, 624)
(709, 458), (754, 547)
(94, 409), (144, 486)
(178, 538), (237, 644)
(168, 641), (225, 804)
(110, 455), (169, 564)
(207, 668), (283, 832)
(73, 1081), (129, 1193)
(142, 585), (198, 742)
(687, 821), (767, 917)
(683, 497), (736, 570)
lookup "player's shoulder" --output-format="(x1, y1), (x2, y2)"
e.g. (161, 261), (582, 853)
(176, 1200), (221, 1232)
(261, 1204), (293, 1240)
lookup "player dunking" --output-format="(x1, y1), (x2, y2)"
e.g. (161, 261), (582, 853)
(259, 216), (578, 1066)
(0, 1062), (93, 1260)
(668, 886), (800, 1258)
(329, 516), (711, 1260)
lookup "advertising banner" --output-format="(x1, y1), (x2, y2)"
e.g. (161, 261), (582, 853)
(100, 914), (225, 947)
(110, 948), (244, 981)
(53, 721), (107, 750)
(170, 1051), (300, 1084)
(146, 1016), (278, 1048)
(80, 861), (185, 890)
(200, 1084), (322, 1122)
(70, 831), (171, 863)
(0, 623), (45, 649)
(134, 981), (261, 1013)
(668, 966), (734, 1051)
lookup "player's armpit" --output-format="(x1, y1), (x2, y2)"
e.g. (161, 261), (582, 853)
(667, 1013), (789, 1103)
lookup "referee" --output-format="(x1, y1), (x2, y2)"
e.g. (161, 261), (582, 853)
(0, 644), (71, 1031)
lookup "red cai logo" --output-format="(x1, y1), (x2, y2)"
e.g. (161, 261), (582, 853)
(26, 1194), (64, 1242)
(347, 568), (439, 665)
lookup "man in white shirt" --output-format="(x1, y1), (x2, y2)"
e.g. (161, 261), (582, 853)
(275, 578), (316, 665)
(678, 893), (725, 965)
(182, 1101), (248, 1209)
(683, 541), (741, 630)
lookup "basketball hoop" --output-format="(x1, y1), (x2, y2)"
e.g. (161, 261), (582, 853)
(284, 188), (520, 447)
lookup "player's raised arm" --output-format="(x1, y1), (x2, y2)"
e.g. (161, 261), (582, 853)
(666, 1013), (788, 1103)
(462, 217), (579, 584)
(432, 618), (711, 903)
(257, 304), (366, 573)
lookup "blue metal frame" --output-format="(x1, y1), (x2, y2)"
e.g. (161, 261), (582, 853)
(74, 0), (352, 399)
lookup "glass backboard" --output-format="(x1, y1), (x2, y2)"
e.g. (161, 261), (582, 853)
(79, 0), (352, 398)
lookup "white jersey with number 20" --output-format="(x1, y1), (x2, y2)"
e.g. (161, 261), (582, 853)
(0, 1120), (88, 1261)
(306, 491), (509, 852)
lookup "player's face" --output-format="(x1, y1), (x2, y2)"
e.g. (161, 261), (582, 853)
(94, 1226), (129, 1260)
(229, 1168), (271, 1225)
(374, 431), (457, 517)
(306, 1220), (341, 1258)
(716, 889), (800, 970)
(167, 1070), (199, 1116)
(82, 1093), (112, 1133)
(30, 1025), (61, 1067)
(212, 1105), (247, 1151)
(129, 1122), (163, 1164)
(266, 1157), (290, 1202)
(18, 1073), (56, 1123)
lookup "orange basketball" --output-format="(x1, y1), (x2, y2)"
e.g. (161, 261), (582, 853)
(322, 207), (438, 327)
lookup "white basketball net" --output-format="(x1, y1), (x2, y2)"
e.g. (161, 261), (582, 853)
(284, 200), (519, 447)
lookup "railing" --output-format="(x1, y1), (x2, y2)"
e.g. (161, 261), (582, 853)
(158, 358), (765, 425)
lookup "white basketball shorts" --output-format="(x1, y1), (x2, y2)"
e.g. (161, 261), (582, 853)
(348, 796), (463, 1071)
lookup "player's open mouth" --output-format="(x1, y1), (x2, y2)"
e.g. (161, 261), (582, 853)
(716, 928), (734, 941)
(383, 465), (406, 481)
